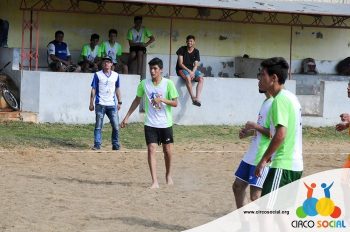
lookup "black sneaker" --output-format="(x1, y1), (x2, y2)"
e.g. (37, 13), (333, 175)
(192, 100), (201, 107)
(92, 146), (100, 150)
(112, 145), (120, 151)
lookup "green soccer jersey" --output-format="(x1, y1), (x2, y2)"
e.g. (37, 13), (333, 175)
(136, 78), (179, 128)
(80, 44), (100, 62)
(267, 89), (303, 171)
(127, 27), (153, 44)
(99, 41), (122, 64)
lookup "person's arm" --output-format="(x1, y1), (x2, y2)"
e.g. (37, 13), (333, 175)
(239, 128), (255, 139)
(255, 125), (286, 177)
(89, 88), (96, 111)
(116, 88), (122, 110)
(144, 35), (155, 47)
(177, 55), (191, 73)
(153, 97), (178, 107)
(120, 96), (141, 128)
(245, 121), (271, 138)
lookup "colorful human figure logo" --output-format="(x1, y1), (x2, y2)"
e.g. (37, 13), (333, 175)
(296, 182), (341, 219)
(150, 92), (162, 110)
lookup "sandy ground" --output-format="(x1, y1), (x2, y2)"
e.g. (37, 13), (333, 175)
(0, 141), (348, 232)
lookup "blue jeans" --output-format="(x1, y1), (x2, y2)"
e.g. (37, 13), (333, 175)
(94, 104), (119, 148)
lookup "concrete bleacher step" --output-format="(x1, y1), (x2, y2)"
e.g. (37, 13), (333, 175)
(0, 111), (38, 123)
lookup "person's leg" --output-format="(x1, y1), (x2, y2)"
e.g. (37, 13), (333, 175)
(122, 63), (128, 74)
(250, 185), (262, 202)
(147, 143), (159, 188)
(232, 178), (249, 209)
(194, 71), (204, 102)
(128, 50), (137, 74)
(179, 70), (195, 100)
(80, 61), (90, 73)
(93, 104), (105, 149)
(233, 161), (251, 208)
(105, 106), (120, 150)
(162, 143), (173, 185)
(136, 50), (144, 75)
(144, 125), (160, 188)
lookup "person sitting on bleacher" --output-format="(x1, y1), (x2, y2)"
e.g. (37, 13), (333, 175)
(99, 29), (128, 74)
(79, 33), (100, 73)
(47, 30), (80, 72)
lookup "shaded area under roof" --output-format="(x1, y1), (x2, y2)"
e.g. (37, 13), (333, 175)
(107, 0), (350, 16)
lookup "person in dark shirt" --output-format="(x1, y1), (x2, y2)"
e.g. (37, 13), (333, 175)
(176, 35), (204, 107)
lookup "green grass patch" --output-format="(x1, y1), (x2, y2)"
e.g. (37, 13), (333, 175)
(0, 122), (348, 150)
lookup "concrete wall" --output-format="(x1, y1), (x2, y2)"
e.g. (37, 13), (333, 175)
(19, 71), (350, 127)
(20, 71), (142, 124)
(170, 76), (296, 125)
(303, 81), (350, 127)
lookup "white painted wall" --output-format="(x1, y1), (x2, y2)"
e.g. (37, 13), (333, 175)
(303, 81), (350, 127)
(21, 71), (142, 124)
(170, 76), (296, 125)
(20, 71), (350, 127)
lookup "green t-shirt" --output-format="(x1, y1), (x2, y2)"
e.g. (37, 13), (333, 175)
(127, 27), (153, 44)
(98, 41), (122, 63)
(137, 78), (179, 128)
(80, 44), (100, 62)
(267, 89), (303, 171)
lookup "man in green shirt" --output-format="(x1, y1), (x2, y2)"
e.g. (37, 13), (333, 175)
(99, 29), (128, 74)
(121, 58), (179, 189)
(255, 57), (303, 200)
(79, 33), (100, 73)
(127, 16), (155, 75)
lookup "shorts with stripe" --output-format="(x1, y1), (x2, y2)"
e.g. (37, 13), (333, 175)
(262, 168), (302, 209)
(234, 161), (270, 188)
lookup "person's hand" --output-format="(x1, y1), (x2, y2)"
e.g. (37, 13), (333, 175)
(239, 128), (249, 139)
(117, 103), (121, 111)
(153, 98), (163, 104)
(189, 71), (195, 79)
(120, 118), (128, 128)
(336, 123), (349, 132)
(89, 104), (94, 111)
(255, 157), (271, 177)
(340, 113), (350, 123)
(245, 121), (257, 131)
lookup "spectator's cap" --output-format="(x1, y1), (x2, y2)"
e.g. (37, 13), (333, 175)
(102, 56), (113, 62)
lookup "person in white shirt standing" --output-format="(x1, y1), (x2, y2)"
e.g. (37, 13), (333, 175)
(89, 56), (122, 151)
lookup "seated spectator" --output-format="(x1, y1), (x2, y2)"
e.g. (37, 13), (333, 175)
(176, 35), (204, 107)
(79, 33), (100, 73)
(127, 16), (155, 76)
(0, 19), (9, 48)
(99, 29), (128, 74)
(47, 30), (80, 72)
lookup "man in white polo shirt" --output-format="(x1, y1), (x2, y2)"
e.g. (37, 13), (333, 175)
(89, 56), (122, 151)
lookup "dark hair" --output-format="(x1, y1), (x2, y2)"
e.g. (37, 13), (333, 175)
(186, 35), (195, 41)
(134, 16), (142, 22)
(260, 57), (289, 84)
(108, 29), (118, 36)
(55, 30), (64, 37)
(90, 33), (99, 40)
(148, 57), (163, 69)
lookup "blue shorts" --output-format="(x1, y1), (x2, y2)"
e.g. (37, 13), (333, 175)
(234, 160), (269, 188)
(178, 69), (203, 81)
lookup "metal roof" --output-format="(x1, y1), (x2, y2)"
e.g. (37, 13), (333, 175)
(107, 0), (350, 16)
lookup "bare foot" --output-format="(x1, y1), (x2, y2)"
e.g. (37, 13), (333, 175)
(150, 182), (159, 189)
(166, 176), (174, 185)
